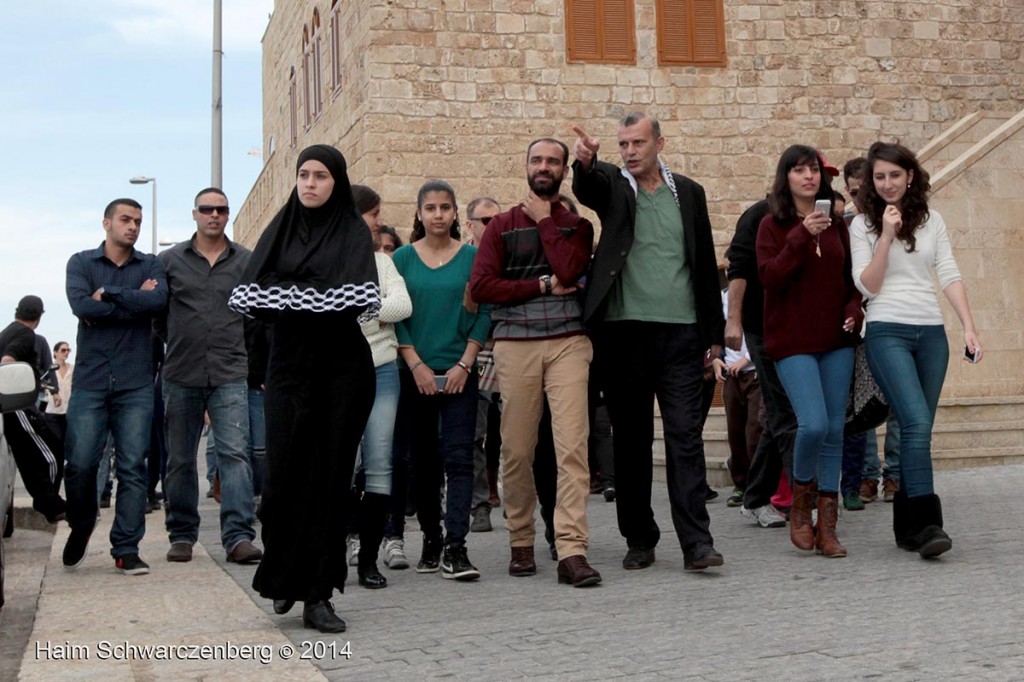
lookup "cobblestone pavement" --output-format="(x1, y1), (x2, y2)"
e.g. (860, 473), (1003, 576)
(13, 464), (1024, 680)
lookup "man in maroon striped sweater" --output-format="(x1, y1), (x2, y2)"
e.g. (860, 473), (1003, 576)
(469, 138), (600, 587)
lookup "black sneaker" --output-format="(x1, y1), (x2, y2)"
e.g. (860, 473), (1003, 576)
(416, 538), (442, 573)
(63, 526), (94, 569)
(115, 553), (150, 575)
(441, 545), (481, 581)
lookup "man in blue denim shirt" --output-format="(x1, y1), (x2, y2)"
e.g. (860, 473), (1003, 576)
(155, 187), (260, 566)
(63, 198), (168, 575)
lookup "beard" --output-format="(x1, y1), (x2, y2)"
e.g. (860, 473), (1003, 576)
(527, 172), (563, 198)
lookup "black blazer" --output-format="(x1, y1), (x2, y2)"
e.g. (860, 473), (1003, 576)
(572, 158), (724, 351)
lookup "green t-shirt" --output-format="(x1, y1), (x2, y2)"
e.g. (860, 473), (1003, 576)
(393, 243), (491, 371)
(604, 184), (697, 323)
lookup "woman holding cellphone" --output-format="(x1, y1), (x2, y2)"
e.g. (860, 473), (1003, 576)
(392, 179), (490, 581)
(757, 145), (863, 558)
(849, 141), (982, 559)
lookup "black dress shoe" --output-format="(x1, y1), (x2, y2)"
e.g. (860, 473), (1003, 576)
(303, 600), (347, 633)
(273, 599), (295, 614)
(358, 565), (388, 589)
(684, 544), (724, 571)
(622, 546), (655, 570)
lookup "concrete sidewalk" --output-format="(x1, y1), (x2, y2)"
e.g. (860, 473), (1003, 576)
(12, 464), (1024, 680)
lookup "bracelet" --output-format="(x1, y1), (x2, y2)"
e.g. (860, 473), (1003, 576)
(457, 361), (472, 374)
(409, 361), (424, 371)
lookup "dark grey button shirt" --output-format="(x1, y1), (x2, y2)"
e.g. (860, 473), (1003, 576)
(156, 235), (251, 387)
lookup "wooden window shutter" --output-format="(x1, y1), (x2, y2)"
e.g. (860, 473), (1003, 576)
(567, 0), (636, 64)
(657, 0), (726, 67)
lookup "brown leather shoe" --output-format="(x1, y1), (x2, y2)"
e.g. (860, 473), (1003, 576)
(556, 555), (602, 587)
(815, 493), (847, 558)
(166, 542), (193, 562)
(790, 481), (817, 551)
(227, 540), (263, 564)
(509, 546), (537, 577)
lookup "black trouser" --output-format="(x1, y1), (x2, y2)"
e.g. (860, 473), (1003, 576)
(741, 332), (796, 509)
(587, 375), (614, 486)
(3, 407), (65, 520)
(594, 321), (713, 555)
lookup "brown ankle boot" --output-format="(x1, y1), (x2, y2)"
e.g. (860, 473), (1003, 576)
(815, 493), (847, 558)
(790, 481), (816, 550)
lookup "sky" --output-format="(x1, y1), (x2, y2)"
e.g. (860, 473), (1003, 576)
(0, 0), (273, 364)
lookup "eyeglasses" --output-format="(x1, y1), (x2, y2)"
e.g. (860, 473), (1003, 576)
(196, 205), (230, 216)
(59, 347), (70, 353)
(470, 216), (493, 225)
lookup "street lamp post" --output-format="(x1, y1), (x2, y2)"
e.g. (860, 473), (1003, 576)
(129, 176), (157, 253)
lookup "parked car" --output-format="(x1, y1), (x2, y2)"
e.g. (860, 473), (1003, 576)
(0, 361), (40, 610)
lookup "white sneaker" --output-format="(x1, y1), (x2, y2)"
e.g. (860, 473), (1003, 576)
(346, 534), (360, 567)
(740, 504), (787, 528)
(382, 537), (409, 570)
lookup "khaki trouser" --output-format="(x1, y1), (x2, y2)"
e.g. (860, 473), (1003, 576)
(494, 335), (592, 559)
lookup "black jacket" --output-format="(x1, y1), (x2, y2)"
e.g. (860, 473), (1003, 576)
(572, 159), (724, 351)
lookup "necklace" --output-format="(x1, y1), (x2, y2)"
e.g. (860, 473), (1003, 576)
(815, 234), (821, 257)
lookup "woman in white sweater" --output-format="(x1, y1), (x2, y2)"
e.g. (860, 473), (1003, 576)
(849, 142), (983, 560)
(352, 185), (413, 587)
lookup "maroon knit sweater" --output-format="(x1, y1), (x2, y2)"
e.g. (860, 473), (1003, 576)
(756, 213), (864, 361)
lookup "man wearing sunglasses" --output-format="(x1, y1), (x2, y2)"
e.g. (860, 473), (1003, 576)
(154, 188), (261, 566)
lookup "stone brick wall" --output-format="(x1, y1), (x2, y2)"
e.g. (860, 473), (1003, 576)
(232, 0), (1024, 401)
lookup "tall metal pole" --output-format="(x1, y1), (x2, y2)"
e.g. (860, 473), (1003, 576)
(212, 0), (223, 187)
(151, 179), (158, 254)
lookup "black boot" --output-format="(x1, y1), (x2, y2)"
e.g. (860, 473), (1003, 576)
(905, 494), (952, 559)
(303, 600), (346, 633)
(357, 492), (389, 589)
(892, 489), (913, 550)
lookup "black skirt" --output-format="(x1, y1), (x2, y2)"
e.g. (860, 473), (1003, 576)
(252, 309), (375, 603)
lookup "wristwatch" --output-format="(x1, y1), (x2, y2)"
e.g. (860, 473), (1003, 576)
(540, 275), (552, 295)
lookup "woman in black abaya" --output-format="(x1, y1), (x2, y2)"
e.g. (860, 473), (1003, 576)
(229, 144), (379, 633)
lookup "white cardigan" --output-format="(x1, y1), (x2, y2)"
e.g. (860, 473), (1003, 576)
(849, 210), (962, 326)
(360, 252), (412, 367)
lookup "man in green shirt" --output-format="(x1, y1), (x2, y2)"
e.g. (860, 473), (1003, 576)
(572, 112), (726, 573)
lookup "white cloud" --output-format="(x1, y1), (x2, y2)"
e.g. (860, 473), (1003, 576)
(107, 0), (273, 53)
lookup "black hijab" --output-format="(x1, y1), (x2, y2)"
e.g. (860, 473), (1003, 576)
(229, 145), (379, 320)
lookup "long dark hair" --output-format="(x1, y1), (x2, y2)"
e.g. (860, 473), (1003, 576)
(410, 179), (461, 242)
(861, 142), (931, 253)
(768, 145), (835, 223)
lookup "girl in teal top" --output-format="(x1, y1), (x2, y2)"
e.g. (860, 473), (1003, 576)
(392, 179), (490, 581)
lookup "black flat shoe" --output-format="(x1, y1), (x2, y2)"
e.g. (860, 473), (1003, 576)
(358, 566), (388, 589)
(273, 599), (295, 614)
(303, 600), (347, 633)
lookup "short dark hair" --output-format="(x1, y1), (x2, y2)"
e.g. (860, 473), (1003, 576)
(768, 145), (835, 223)
(104, 198), (143, 220)
(379, 225), (403, 249)
(351, 184), (381, 215)
(843, 157), (868, 184)
(193, 187), (227, 206)
(619, 111), (662, 140)
(526, 138), (569, 165)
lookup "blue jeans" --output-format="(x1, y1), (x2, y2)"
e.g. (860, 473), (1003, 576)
(404, 368), (478, 547)
(775, 348), (854, 493)
(864, 322), (948, 498)
(360, 362), (398, 496)
(246, 388), (265, 496)
(163, 380), (255, 551)
(65, 383), (153, 558)
(862, 414), (901, 482)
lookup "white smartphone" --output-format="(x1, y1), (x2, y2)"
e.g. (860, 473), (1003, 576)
(814, 199), (832, 216)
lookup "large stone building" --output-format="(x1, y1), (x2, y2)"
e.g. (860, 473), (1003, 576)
(237, 0), (1024, 469)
